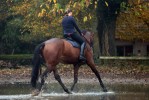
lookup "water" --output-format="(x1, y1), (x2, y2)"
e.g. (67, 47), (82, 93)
(0, 83), (149, 100)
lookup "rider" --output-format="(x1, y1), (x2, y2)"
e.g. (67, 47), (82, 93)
(62, 8), (86, 62)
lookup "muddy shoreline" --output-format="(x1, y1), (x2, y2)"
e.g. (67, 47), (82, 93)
(0, 66), (148, 85)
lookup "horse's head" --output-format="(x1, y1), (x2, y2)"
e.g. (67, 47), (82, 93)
(82, 30), (94, 47)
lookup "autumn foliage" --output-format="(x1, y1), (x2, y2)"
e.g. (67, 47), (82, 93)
(116, 0), (149, 41)
(0, 0), (148, 54)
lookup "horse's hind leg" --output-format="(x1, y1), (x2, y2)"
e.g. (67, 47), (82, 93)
(31, 68), (49, 96)
(38, 68), (49, 91)
(71, 64), (80, 91)
(53, 69), (72, 94)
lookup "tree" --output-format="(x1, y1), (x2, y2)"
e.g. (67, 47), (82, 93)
(116, 0), (149, 41)
(0, 0), (96, 54)
(9, 0), (96, 42)
(96, 0), (149, 56)
(0, 0), (21, 54)
(0, 0), (148, 55)
(96, 0), (126, 56)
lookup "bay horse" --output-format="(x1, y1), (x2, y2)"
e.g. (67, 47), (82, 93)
(31, 30), (107, 96)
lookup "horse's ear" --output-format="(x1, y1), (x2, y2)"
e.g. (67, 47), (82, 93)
(81, 30), (87, 35)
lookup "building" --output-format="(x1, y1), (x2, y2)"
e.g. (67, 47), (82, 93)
(116, 39), (149, 56)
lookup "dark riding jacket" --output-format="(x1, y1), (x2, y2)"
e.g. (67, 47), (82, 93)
(62, 16), (81, 35)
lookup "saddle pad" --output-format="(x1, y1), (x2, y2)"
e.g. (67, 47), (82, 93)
(66, 39), (80, 48)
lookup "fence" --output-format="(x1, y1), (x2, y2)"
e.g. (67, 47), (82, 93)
(0, 54), (149, 68)
(98, 56), (149, 67)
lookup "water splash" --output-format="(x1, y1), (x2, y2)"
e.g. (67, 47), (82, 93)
(0, 92), (115, 99)
(45, 91), (115, 96)
(0, 94), (31, 99)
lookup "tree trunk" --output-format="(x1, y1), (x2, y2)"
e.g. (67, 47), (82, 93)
(96, 0), (120, 56)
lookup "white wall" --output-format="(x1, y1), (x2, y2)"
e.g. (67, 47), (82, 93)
(133, 41), (147, 56)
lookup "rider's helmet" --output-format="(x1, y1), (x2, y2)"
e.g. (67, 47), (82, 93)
(64, 8), (72, 16)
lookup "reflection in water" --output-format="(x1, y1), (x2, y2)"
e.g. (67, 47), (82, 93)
(0, 83), (149, 100)
(0, 92), (149, 100)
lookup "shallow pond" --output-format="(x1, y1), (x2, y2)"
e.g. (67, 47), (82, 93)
(0, 83), (149, 100)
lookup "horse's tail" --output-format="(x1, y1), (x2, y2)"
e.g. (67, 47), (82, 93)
(31, 42), (45, 88)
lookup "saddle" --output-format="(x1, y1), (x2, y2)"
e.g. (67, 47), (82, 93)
(65, 37), (80, 48)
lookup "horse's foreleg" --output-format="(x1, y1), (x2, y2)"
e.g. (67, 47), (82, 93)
(53, 69), (72, 94)
(87, 61), (107, 92)
(71, 64), (80, 91)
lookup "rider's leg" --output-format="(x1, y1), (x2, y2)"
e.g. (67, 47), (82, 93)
(79, 42), (86, 61)
(71, 32), (86, 61)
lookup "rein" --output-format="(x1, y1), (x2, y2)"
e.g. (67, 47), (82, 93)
(82, 35), (90, 44)
(82, 33), (91, 46)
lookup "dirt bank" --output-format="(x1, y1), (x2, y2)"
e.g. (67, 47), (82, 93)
(0, 65), (149, 85)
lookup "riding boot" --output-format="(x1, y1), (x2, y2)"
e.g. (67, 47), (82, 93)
(79, 42), (86, 61)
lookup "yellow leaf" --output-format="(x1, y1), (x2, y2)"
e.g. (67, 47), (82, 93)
(40, 4), (42, 8)
(89, 14), (92, 19)
(53, 0), (56, 3)
(137, 0), (140, 4)
(105, 1), (108, 7)
(42, 9), (46, 13)
(46, 4), (50, 9)
(94, 1), (97, 8)
(73, 2), (77, 8)
(38, 13), (43, 17)
(48, 0), (52, 2)
(83, 16), (87, 22)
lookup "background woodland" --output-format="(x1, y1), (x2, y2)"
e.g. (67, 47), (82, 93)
(0, 0), (148, 56)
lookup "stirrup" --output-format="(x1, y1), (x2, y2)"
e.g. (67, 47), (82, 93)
(79, 55), (86, 62)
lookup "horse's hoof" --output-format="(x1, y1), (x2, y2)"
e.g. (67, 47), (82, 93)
(66, 90), (72, 94)
(31, 89), (40, 96)
(103, 88), (108, 92)
(70, 87), (74, 91)
(67, 91), (72, 94)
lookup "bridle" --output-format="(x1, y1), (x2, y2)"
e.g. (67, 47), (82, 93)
(82, 34), (90, 44)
